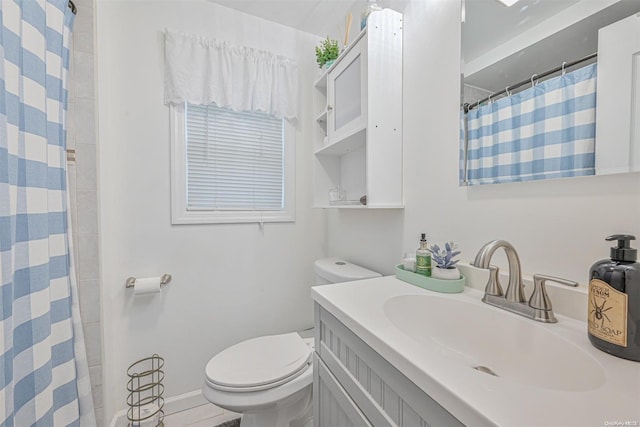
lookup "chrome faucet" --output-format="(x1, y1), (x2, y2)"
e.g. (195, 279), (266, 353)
(472, 240), (578, 323)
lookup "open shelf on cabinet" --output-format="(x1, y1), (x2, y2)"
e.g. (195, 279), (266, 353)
(315, 110), (327, 123)
(314, 71), (328, 90)
(315, 127), (365, 157)
(313, 204), (366, 209)
(315, 110), (328, 136)
(312, 204), (404, 209)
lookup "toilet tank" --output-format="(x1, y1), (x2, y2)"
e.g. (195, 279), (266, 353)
(314, 258), (381, 285)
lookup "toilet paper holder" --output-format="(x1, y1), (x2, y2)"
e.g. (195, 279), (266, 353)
(125, 274), (172, 289)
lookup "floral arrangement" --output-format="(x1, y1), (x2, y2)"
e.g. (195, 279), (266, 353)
(429, 242), (461, 269)
(315, 37), (340, 68)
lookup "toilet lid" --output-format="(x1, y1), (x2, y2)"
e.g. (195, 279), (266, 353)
(205, 333), (312, 390)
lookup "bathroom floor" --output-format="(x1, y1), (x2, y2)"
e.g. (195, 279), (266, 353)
(161, 403), (240, 427)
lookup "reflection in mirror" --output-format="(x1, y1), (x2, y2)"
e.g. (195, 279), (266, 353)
(460, 0), (640, 185)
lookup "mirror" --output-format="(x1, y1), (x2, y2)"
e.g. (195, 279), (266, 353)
(461, 0), (640, 182)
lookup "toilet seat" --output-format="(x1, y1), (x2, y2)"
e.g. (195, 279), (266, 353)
(205, 333), (312, 393)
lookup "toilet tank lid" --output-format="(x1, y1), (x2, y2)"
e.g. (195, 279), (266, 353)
(315, 257), (381, 283)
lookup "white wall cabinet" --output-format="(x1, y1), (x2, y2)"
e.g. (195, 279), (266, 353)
(312, 9), (403, 208)
(595, 13), (640, 175)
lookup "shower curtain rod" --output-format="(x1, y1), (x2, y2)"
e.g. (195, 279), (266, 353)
(463, 52), (597, 113)
(68, 0), (77, 15)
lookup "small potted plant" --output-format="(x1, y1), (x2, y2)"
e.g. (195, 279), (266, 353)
(315, 37), (340, 70)
(429, 242), (461, 280)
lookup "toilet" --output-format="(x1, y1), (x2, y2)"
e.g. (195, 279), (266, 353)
(202, 258), (381, 427)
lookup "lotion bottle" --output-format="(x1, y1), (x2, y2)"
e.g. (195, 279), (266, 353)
(415, 233), (431, 277)
(588, 234), (640, 361)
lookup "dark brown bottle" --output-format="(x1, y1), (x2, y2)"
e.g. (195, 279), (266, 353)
(588, 235), (640, 361)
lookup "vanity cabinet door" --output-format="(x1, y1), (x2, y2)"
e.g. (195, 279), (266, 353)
(314, 354), (372, 427)
(315, 304), (464, 427)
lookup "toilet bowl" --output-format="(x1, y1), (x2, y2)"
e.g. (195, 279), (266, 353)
(203, 334), (314, 427)
(202, 258), (380, 427)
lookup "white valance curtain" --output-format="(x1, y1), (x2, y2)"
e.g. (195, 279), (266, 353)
(164, 29), (298, 120)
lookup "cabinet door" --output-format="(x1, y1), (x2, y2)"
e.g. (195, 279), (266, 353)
(315, 304), (464, 427)
(327, 38), (367, 145)
(314, 354), (372, 427)
(595, 13), (640, 174)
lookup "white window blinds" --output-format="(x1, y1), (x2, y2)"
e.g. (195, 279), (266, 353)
(186, 104), (284, 210)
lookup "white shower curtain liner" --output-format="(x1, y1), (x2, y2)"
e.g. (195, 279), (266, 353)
(66, 175), (97, 427)
(163, 29), (299, 120)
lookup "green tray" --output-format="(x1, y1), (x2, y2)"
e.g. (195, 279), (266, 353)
(395, 264), (465, 293)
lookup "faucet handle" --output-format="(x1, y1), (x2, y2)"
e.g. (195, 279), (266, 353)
(529, 274), (578, 312)
(485, 265), (503, 297)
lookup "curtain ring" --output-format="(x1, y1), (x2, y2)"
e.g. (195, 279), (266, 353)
(505, 86), (512, 97)
(488, 94), (492, 104)
(561, 61), (567, 75)
(531, 73), (538, 87)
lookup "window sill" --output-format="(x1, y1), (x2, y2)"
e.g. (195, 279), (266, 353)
(171, 209), (295, 225)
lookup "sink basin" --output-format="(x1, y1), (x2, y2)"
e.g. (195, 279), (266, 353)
(383, 294), (606, 392)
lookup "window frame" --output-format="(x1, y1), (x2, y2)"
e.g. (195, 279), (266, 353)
(170, 103), (296, 225)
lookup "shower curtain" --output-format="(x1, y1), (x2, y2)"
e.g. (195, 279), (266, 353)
(462, 63), (597, 185)
(0, 1), (95, 425)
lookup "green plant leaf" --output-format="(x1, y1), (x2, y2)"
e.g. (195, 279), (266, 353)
(315, 37), (340, 68)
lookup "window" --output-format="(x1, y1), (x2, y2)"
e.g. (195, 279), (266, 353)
(171, 103), (295, 224)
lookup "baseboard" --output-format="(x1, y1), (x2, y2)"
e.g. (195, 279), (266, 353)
(165, 390), (209, 415)
(108, 389), (208, 427)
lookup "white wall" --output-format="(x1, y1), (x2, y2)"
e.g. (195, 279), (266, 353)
(327, 210), (404, 276)
(328, 0), (640, 288)
(96, 1), (325, 421)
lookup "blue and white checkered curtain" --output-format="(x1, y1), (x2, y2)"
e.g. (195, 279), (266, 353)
(461, 63), (597, 185)
(0, 1), (94, 425)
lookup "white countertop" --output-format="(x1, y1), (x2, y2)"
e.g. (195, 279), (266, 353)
(311, 275), (640, 427)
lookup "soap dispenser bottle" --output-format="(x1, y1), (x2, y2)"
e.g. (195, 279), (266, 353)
(588, 235), (640, 361)
(415, 233), (431, 277)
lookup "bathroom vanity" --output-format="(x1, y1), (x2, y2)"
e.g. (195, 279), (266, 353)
(312, 276), (640, 426)
(313, 303), (461, 426)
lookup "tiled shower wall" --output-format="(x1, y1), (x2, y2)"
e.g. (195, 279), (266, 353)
(67, 0), (104, 425)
